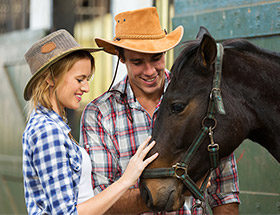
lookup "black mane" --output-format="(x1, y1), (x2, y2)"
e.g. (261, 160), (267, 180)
(172, 38), (280, 79)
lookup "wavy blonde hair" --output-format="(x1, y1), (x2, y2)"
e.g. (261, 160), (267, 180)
(27, 51), (95, 120)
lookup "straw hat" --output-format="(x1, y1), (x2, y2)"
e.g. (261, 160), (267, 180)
(95, 7), (184, 55)
(24, 29), (102, 101)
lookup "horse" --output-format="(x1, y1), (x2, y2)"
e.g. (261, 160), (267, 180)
(139, 26), (280, 212)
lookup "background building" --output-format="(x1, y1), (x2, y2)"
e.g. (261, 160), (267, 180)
(0, 0), (279, 214)
(0, 0), (174, 214)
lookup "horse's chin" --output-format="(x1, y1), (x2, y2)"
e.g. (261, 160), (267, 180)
(140, 178), (185, 212)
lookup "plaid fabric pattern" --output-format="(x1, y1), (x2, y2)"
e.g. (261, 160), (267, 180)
(22, 105), (82, 215)
(80, 70), (240, 214)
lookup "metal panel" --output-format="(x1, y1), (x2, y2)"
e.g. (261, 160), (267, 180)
(0, 29), (46, 214)
(173, 0), (280, 41)
(173, 0), (280, 214)
(235, 140), (280, 214)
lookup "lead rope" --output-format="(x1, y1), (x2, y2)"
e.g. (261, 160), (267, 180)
(107, 57), (134, 123)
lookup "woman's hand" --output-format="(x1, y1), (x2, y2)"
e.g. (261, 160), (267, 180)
(119, 137), (158, 187)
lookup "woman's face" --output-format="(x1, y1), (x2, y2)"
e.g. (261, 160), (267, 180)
(52, 58), (92, 113)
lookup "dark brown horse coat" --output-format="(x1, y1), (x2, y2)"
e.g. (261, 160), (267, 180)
(140, 26), (280, 212)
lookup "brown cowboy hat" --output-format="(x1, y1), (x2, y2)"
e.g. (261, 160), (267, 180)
(24, 29), (102, 101)
(95, 7), (184, 55)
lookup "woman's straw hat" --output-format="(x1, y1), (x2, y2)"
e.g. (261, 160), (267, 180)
(95, 7), (184, 55)
(24, 29), (102, 101)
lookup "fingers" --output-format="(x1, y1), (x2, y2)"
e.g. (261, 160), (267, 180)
(134, 136), (151, 156)
(139, 140), (156, 160)
(133, 136), (158, 168)
(120, 137), (158, 186)
(143, 152), (159, 167)
(206, 178), (212, 188)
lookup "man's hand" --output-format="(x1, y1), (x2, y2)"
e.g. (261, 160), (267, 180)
(212, 203), (239, 215)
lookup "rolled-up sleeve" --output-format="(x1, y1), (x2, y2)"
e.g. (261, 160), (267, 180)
(80, 102), (121, 195)
(207, 153), (240, 208)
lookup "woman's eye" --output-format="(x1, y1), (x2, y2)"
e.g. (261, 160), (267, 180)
(77, 79), (83, 83)
(171, 103), (186, 114)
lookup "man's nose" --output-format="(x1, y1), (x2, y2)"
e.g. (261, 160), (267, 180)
(144, 62), (156, 75)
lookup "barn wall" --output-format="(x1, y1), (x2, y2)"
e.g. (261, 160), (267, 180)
(173, 0), (280, 214)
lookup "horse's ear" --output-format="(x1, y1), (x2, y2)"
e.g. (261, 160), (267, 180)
(196, 26), (211, 40)
(198, 33), (217, 68)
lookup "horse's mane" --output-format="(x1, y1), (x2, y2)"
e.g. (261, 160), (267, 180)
(171, 40), (200, 76)
(223, 39), (280, 60)
(172, 38), (280, 76)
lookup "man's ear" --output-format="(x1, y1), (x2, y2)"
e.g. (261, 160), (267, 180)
(115, 48), (125, 63)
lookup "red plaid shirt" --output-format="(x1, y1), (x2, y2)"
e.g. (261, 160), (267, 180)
(80, 70), (240, 214)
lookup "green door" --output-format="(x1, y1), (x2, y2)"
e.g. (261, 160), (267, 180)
(173, 0), (280, 214)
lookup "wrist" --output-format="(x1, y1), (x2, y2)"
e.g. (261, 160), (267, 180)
(117, 176), (133, 190)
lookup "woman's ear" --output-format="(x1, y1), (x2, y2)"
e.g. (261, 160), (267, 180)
(46, 76), (55, 87)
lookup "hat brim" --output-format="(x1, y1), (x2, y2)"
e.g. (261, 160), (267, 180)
(95, 25), (184, 55)
(24, 47), (103, 101)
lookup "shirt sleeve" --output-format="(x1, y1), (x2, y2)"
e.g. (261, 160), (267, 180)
(80, 102), (121, 195)
(207, 153), (240, 208)
(32, 124), (78, 214)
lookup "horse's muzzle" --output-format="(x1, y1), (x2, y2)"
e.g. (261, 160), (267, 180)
(140, 179), (185, 212)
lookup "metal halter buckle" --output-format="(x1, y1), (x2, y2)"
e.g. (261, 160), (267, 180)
(191, 199), (206, 214)
(172, 163), (187, 179)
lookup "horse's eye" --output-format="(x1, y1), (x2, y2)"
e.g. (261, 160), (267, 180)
(171, 103), (186, 114)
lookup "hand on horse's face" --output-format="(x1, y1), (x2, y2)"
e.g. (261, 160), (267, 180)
(183, 174), (211, 196)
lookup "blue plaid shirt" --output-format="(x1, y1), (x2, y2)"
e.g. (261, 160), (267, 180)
(22, 105), (82, 215)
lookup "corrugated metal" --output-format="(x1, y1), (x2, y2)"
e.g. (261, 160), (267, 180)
(74, 14), (113, 103)
(0, 29), (46, 214)
(173, 0), (280, 214)
(174, 0), (280, 41)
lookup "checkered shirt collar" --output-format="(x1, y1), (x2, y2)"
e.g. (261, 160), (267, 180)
(36, 104), (71, 135)
(113, 69), (170, 109)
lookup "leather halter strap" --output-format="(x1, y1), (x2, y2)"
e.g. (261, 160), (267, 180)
(141, 43), (226, 207)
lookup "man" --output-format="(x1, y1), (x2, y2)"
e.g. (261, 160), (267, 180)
(80, 7), (240, 214)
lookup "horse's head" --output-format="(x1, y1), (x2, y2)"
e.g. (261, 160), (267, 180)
(139, 27), (249, 211)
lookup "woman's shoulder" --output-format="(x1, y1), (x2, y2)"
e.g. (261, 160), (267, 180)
(24, 110), (65, 143)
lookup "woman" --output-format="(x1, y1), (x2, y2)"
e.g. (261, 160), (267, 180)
(22, 29), (158, 215)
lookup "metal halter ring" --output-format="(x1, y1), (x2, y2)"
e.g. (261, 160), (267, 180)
(208, 143), (220, 151)
(202, 116), (217, 130)
(191, 199), (206, 214)
(172, 163), (187, 179)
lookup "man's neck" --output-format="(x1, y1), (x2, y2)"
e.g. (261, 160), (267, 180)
(136, 91), (162, 117)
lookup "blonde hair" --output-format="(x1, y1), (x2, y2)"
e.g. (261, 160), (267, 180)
(27, 51), (95, 119)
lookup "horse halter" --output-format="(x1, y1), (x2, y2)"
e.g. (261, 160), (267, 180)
(141, 43), (226, 213)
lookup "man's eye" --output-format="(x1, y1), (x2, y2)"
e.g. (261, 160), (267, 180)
(152, 57), (161, 62)
(171, 103), (186, 114)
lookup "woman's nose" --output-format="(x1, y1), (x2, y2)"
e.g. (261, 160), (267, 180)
(81, 81), (90, 93)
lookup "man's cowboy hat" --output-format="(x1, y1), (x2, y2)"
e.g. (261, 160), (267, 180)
(24, 29), (102, 101)
(95, 7), (184, 55)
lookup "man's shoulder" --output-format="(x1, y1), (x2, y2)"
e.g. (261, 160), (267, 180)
(86, 80), (125, 109)
(83, 90), (121, 118)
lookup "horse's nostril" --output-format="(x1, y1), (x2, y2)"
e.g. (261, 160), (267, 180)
(140, 183), (153, 208)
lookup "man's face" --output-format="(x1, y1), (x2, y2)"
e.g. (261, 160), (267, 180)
(122, 49), (166, 98)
